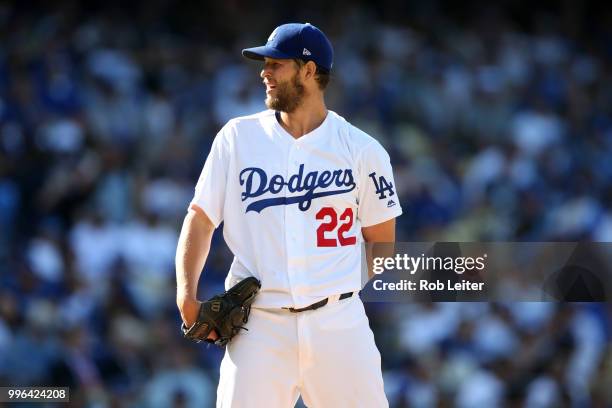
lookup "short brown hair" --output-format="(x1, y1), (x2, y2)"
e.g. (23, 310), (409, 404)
(294, 59), (330, 90)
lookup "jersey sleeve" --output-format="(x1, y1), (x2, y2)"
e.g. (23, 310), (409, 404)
(190, 128), (230, 228)
(357, 141), (403, 227)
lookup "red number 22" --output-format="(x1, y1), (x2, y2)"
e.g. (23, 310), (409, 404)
(316, 207), (356, 247)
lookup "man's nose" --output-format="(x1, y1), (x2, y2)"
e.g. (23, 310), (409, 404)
(261, 68), (271, 79)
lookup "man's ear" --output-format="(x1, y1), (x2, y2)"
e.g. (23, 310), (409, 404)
(304, 61), (317, 80)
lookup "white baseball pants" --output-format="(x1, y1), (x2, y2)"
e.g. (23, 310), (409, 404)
(216, 296), (389, 408)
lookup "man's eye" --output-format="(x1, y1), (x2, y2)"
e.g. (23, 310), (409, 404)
(264, 62), (281, 70)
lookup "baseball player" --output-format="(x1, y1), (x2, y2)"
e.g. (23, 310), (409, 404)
(176, 23), (402, 407)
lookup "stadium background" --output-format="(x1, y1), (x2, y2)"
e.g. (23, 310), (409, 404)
(0, 0), (611, 406)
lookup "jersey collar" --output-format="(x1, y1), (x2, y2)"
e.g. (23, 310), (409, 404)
(272, 110), (331, 144)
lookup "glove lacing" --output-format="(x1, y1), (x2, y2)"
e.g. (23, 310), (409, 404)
(230, 305), (251, 336)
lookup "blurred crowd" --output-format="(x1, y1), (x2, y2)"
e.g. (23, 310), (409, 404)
(1, 1), (611, 407)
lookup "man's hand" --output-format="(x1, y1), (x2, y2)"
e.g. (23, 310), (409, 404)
(178, 297), (218, 341)
(179, 277), (261, 346)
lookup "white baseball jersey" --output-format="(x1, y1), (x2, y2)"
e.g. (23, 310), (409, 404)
(191, 109), (402, 309)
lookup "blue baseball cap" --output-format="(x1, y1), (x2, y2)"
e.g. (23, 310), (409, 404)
(242, 23), (333, 72)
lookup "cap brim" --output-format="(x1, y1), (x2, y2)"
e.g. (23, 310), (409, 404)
(242, 46), (295, 61)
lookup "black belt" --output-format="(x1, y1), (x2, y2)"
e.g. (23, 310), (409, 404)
(283, 292), (354, 313)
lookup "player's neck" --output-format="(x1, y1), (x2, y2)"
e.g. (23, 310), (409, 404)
(277, 99), (328, 139)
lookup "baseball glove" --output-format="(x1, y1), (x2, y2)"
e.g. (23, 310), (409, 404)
(181, 277), (261, 347)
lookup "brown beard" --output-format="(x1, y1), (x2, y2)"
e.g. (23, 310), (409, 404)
(265, 71), (305, 113)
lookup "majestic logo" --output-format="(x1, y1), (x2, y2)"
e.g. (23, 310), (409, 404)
(387, 199), (396, 208)
(240, 164), (356, 213)
(369, 172), (395, 199)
